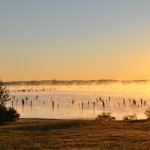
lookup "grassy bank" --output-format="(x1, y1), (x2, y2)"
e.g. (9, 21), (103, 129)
(0, 119), (150, 150)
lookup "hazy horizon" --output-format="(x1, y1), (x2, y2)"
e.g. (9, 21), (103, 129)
(4, 79), (150, 86)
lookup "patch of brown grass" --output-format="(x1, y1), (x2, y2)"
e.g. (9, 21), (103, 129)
(0, 119), (150, 150)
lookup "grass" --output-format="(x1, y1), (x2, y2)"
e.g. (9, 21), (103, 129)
(0, 119), (150, 150)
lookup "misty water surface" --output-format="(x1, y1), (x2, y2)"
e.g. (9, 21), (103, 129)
(6, 82), (150, 120)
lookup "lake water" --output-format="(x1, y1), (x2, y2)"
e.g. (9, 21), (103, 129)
(6, 83), (150, 120)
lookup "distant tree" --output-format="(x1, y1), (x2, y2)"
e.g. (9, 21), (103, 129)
(0, 79), (20, 122)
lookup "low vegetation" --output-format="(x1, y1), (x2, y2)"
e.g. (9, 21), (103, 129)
(96, 112), (116, 121)
(0, 119), (150, 150)
(0, 80), (20, 122)
(145, 108), (150, 119)
(123, 114), (137, 121)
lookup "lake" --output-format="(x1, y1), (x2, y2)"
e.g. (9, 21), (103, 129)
(6, 82), (150, 120)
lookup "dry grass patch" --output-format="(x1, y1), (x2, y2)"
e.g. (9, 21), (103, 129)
(0, 119), (150, 150)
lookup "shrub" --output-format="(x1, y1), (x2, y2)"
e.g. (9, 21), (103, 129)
(145, 108), (150, 119)
(0, 105), (20, 122)
(0, 79), (20, 122)
(96, 112), (116, 121)
(5, 107), (20, 122)
(123, 114), (137, 121)
(0, 104), (7, 122)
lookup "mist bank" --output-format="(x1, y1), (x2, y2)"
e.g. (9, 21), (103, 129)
(4, 79), (150, 86)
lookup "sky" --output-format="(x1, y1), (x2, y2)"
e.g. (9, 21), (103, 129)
(0, 0), (150, 82)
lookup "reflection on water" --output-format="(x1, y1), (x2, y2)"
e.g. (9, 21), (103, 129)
(6, 83), (150, 120)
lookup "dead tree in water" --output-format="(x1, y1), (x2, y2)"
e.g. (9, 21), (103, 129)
(102, 101), (105, 108)
(129, 99), (131, 103)
(99, 97), (102, 102)
(133, 99), (136, 106)
(72, 100), (74, 105)
(30, 101), (32, 107)
(123, 99), (125, 106)
(82, 102), (84, 109)
(36, 95), (39, 100)
(22, 98), (24, 106)
(93, 102), (95, 108)
(52, 101), (54, 108)
(141, 99), (143, 105)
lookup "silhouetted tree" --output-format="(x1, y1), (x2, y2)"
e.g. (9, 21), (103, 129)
(0, 79), (20, 122)
(0, 80), (11, 106)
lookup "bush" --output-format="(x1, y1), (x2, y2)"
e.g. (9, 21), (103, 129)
(0, 79), (20, 122)
(145, 108), (150, 119)
(0, 105), (20, 122)
(96, 112), (116, 121)
(123, 114), (137, 121)
(0, 104), (7, 122)
(5, 107), (20, 122)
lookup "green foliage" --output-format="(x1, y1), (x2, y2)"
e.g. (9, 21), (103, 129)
(96, 112), (116, 121)
(145, 108), (150, 119)
(123, 114), (137, 121)
(0, 79), (20, 122)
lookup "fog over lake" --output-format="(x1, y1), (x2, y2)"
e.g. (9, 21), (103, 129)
(6, 81), (150, 120)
